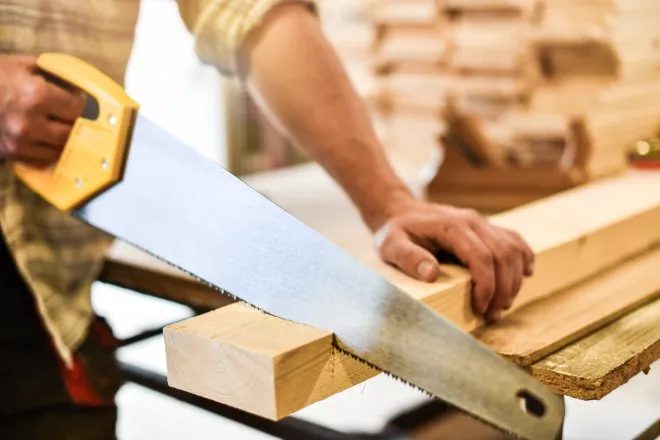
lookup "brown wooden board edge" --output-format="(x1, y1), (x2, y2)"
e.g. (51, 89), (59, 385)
(530, 297), (660, 401)
(99, 260), (234, 311)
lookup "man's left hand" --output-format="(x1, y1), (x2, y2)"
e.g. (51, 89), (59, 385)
(374, 200), (535, 322)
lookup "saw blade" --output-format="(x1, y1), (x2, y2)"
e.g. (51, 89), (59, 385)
(66, 115), (564, 439)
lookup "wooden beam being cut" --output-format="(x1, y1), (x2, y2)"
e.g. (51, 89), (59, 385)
(165, 171), (660, 420)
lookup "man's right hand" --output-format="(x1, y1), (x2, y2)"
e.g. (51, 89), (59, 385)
(0, 55), (85, 166)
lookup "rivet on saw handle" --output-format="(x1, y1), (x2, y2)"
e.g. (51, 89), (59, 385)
(12, 52), (139, 212)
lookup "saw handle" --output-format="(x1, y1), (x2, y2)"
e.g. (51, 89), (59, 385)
(12, 52), (139, 212)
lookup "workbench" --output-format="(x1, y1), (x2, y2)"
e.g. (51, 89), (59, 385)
(98, 161), (660, 439)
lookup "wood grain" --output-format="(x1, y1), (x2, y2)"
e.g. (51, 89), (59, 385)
(475, 247), (660, 365)
(99, 256), (232, 311)
(531, 297), (660, 400)
(165, 170), (660, 420)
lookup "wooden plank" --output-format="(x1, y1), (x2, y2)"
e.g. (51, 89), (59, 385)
(381, 69), (450, 112)
(531, 296), (660, 400)
(444, 0), (534, 13)
(633, 418), (660, 440)
(100, 242), (232, 310)
(450, 48), (525, 73)
(369, 0), (439, 26)
(382, 70), (528, 110)
(163, 247), (660, 420)
(475, 247), (660, 365)
(165, 171), (660, 420)
(428, 189), (552, 213)
(377, 24), (449, 65)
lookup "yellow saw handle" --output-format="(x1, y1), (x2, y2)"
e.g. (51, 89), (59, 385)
(12, 52), (139, 211)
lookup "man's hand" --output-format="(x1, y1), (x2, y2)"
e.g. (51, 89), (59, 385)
(0, 55), (85, 165)
(375, 200), (534, 322)
(240, 3), (534, 322)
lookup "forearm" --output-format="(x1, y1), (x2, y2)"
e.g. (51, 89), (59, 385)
(240, 3), (414, 231)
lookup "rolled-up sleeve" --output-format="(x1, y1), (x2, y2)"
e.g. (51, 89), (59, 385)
(177, 0), (317, 77)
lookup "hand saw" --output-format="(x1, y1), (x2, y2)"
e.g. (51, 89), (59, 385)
(13, 53), (564, 439)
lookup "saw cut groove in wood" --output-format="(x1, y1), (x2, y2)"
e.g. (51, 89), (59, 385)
(165, 171), (660, 420)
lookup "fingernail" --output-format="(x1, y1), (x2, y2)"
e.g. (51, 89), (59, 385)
(417, 261), (437, 280)
(490, 311), (502, 322)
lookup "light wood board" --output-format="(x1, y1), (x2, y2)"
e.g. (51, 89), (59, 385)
(163, 169), (660, 420)
(532, 296), (660, 400)
(100, 243), (232, 310)
(475, 247), (660, 365)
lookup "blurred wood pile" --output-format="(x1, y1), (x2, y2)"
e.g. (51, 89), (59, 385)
(368, 0), (660, 211)
(317, 0), (388, 140)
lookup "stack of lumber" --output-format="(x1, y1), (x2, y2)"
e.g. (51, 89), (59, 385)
(227, 1), (382, 176)
(317, 0), (376, 100)
(317, 0), (387, 139)
(162, 167), (660, 420)
(367, 0), (660, 212)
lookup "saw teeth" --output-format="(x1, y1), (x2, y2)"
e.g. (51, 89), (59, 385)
(104, 236), (521, 439)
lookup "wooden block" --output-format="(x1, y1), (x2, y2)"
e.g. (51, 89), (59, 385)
(454, 75), (530, 99)
(531, 296), (660, 400)
(452, 12), (527, 50)
(427, 189), (555, 213)
(383, 110), (447, 164)
(633, 419), (660, 440)
(539, 44), (619, 77)
(381, 69), (451, 111)
(585, 103), (660, 177)
(450, 48), (526, 74)
(475, 247), (660, 365)
(377, 24), (449, 65)
(165, 171), (660, 419)
(541, 0), (660, 12)
(427, 144), (580, 193)
(529, 76), (615, 114)
(369, 0), (439, 25)
(383, 70), (529, 111)
(445, 0), (535, 14)
(454, 95), (522, 118)
(101, 242), (232, 310)
(498, 112), (570, 139)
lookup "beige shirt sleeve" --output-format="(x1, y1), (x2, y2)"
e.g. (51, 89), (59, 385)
(176, 0), (318, 77)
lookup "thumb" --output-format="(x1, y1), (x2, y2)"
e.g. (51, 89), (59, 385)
(378, 232), (440, 282)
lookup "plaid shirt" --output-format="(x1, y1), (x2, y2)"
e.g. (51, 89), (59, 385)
(0, 0), (316, 366)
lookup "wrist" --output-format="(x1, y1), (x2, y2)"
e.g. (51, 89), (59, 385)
(359, 184), (417, 232)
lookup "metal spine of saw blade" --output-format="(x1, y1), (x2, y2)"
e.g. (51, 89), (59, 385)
(73, 115), (564, 440)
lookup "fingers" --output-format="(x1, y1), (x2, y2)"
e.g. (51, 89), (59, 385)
(8, 142), (61, 165)
(442, 224), (497, 316)
(471, 223), (525, 321)
(372, 204), (536, 324)
(37, 119), (73, 148)
(507, 229), (535, 276)
(12, 55), (38, 69)
(378, 229), (441, 282)
(1, 115), (70, 164)
(43, 81), (86, 122)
